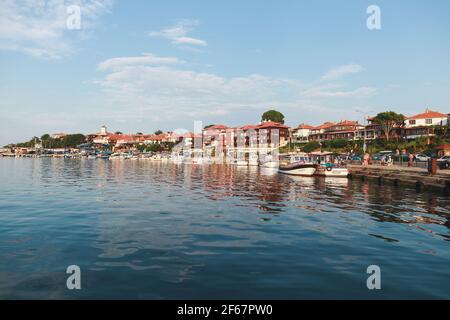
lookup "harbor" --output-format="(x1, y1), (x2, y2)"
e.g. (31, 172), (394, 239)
(348, 164), (450, 194)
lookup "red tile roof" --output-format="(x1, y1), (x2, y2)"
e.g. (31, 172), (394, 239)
(204, 124), (228, 131)
(312, 122), (335, 130)
(333, 120), (360, 126)
(296, 123), (314, 129)
(240, 124), (258, 130)
(407, 109), (447, 120)
(256, 121), (290, 129)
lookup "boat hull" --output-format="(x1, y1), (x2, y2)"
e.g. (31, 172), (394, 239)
(278, 164), (316, 176)
(315, 166), (349, 177)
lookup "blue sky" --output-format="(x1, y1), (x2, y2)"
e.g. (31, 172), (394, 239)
(1, 0), (449, 145)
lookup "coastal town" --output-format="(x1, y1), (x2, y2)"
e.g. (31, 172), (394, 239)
(1, 108), (449, 165)
(2, 108), (450, 193)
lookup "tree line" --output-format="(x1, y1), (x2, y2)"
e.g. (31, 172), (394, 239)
(8, 134), (86, 149)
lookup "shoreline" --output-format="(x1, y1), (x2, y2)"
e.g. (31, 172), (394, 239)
(348, 164), (450, 195)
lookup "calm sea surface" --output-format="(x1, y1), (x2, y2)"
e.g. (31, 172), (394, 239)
(0, 158), (449, 299)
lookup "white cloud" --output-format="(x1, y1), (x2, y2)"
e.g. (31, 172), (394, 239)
(301, 85), (377, 98)
(321, 64), (365, 81)
(94, 56), (376, 123)
(95, 54), (303, 120)
(0, 0), (112, 59)
(149, 20), (207, 48)
(98, 53), (183, 71)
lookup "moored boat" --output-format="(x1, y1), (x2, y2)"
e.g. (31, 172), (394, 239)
(310, 152), (349, 178)
(278, 154), (316, 176)
(314, 165), (349, 177)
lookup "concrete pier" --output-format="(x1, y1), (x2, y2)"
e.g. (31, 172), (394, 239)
(348, 164), (450, 194)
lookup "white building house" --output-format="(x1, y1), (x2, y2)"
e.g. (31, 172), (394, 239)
(291, 124), (314, 142)
(404, 109), (448, 140)
(405, 109), (448, 128)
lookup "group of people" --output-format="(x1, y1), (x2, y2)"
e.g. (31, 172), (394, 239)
(362, 152), (419, 167)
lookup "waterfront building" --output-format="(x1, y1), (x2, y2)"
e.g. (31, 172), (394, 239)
(307, 122), (335, 141)
(202, 124), (229, 158)
(308, 121), (364, 142)
(404, 109), (448, 140)
(87, 125), (177, 152)
(291, 124), (314, 143)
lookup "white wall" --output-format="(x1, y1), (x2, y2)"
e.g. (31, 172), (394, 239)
(406, 117), (447, 128)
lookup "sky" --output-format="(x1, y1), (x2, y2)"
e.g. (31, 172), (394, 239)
(0, 0), (449, 146)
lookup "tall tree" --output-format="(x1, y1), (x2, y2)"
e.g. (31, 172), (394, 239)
(261, 109), (285, 124)
(154, 130), (163, 135)
(372, 111), (405, 141)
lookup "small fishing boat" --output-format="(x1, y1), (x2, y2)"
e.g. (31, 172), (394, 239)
(310, 152), (349, 178)
(314, 165), (349, 177)
(278, 154), (316, 176)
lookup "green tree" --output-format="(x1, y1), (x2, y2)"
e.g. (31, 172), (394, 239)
(41, 134), (50, 141)
(61, 134), (86, 148)
(154, 130), (163, 135)
(302, 141), (321, 153)
(114, 131), (123, 135)
(261, 109), (285, 124)
(372, 111), (405, 141)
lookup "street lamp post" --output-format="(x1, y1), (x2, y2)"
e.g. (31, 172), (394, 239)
(355, 109), (374, 154)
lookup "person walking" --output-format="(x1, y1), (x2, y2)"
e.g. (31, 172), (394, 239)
(408, 153), (414, 167)
(363, 153), (370, 166)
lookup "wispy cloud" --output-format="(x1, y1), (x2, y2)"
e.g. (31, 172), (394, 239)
(98, 53), (183, 71)
(149, 20), (207, 48)
(0, 0), (112, 59)
(95, 53), (305, 120)
(94, 55), (375, 124)
(321, 64), (365, 81)
(301, 84), (376, 98)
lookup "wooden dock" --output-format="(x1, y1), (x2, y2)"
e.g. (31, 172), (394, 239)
(347, 164), (450, 194)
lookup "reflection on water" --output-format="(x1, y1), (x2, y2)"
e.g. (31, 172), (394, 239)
(0, 158), (449, 299)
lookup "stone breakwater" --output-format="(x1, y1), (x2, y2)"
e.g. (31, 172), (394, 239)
(348, 164), (450, 195)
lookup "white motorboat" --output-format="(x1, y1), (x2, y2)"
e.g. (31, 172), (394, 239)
(310, 152), (349, 178)
(314, 165), (349, 177)
(278, 154), (316, 176)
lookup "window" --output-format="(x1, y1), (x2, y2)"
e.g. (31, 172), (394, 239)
(409, 120), (416, 125)
(425, 119), (432, 124)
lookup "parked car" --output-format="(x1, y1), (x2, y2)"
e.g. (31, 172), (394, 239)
(415, 153), (431, 162)
(437, 156), (450, 169)
(372, 153), (383, 161)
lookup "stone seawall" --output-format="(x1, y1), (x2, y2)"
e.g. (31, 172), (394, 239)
(347, 164), (450, 195)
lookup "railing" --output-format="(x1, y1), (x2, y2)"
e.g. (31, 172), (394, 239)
(347, 159), (443, 170)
